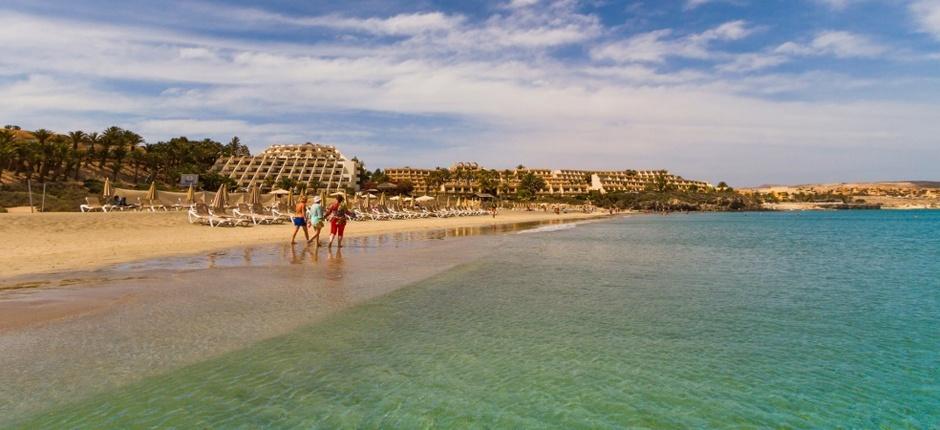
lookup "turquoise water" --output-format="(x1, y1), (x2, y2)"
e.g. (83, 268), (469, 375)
(12, 211), (940, 428)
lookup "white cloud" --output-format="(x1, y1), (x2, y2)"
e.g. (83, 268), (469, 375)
(775, 31), (887, 58)
(684, 0), (741, 10)
(718, 53), (790, 72)
(912, 0), (940, 39)
(0, 8), (938, 184)
(815, 0), (856, 10)
(591, 20), (754, 63)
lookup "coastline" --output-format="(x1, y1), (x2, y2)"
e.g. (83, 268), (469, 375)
(0, 214), (609, 421)
(0, 210), (607, 279)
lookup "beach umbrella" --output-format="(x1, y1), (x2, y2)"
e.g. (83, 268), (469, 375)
(145, 181), (157, 201)
(446, 195), (452, 208)
(286, 189), (294, 207)
(456, 197), (462, 208)
(102, 177), (113, 199)
(416, 195), (435, 202)
(211, 184), (228, 211)
(269, 188), (290, 195)
(248, 183), (261, 205)
(184, 185), (195, 204)
(320, 190), (328, 206)
(389, 196), (401, 201)
(364, 193), (371, 209)
(380, 192), (386, 207)
(377, 182), (397, 192)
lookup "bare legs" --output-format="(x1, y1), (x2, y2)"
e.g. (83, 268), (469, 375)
(307, 225), (322, 246)
(327, 233), (344, 248)
(291, 223), (310, 244)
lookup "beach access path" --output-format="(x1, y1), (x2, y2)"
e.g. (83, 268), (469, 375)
(1, 210), (604, 279)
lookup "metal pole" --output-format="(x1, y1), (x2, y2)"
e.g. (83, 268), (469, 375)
(27, 179), (34, 213)
(41, 183), (46, 212)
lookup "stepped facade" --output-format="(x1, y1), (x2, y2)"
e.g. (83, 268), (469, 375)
(385, 163), (712, 196)
(212, 143), (360, 192)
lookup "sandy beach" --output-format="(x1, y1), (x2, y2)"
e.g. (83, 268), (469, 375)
(0, 210), (604, 279)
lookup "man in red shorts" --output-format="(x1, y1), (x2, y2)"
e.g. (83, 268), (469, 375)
(325, 194), (350, 249)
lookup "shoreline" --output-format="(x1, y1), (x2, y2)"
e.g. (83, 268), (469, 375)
(1, 210), (608, 280)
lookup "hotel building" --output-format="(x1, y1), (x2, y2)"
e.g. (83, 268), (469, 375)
(211, 143), (360, 193)
(384, 163), (711, 196)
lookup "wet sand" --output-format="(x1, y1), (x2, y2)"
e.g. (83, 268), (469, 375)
(0, 210), (603, 279)
(0, 217), (602, 422)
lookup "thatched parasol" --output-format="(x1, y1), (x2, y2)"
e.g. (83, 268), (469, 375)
(184, 185), (195, 204)
(210, 184), (228, 211)
(102, 177), (113, 199)
(248, 183), (261, 205)
(145, 181), (157, 201)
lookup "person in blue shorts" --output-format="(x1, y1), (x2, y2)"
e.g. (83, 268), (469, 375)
(290, 196), (310, 244)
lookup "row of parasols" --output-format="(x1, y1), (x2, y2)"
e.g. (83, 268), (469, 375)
(99, 178), (489, 211)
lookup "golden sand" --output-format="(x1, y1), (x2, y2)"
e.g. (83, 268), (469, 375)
(1, 210), (604, 279)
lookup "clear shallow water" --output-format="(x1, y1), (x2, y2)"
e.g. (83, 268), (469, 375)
(11, 211), (940, 428)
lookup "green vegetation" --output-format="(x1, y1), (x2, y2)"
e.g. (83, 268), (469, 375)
(0, 125), (248, 188)
(516, 171), (546, 201)
(587, 189), (761, 212)
(0, 125), (251, 210)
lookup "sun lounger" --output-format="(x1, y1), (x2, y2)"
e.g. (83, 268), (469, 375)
(188, 203), (250, 227)
(138, 197), (167, 212)
(80, 196), (113, 212)
(235, 203), (278, 225)
(252, 204), (285, 224)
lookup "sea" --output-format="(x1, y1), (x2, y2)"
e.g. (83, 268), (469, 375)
(4, 211), (939, 428)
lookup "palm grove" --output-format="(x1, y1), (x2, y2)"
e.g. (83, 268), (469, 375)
(0, 125), (249, 190)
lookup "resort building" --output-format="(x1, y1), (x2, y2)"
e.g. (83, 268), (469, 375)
(382, 163), (711, 196)
(385, 167), (433, 195)
(212, 143), (360, 193)
(590, 170), (711, 193)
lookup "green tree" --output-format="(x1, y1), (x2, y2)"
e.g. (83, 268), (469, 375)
(396, 180), (414, 196)
(97, 126), (125, 169)
(66, 131), (87, 179)
(516, 172), (546, 201)
(426, 168), (451, 195)
(476, 169), (499, 195)
(0, 129), (15, 183)
(30, 128), (55, 181)
(277, 176), (298, 191)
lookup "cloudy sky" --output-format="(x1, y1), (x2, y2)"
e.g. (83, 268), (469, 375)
(3, 0), (940, 185)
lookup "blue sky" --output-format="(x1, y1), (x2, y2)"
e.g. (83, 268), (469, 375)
(3, 0), (940, 185)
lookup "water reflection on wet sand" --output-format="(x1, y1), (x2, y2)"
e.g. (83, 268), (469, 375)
(0, 218), (581, 421)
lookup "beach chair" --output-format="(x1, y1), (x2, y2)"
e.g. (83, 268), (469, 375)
(189, 203), (229, 226)
(138, 197), (167, 212)
(208, 205), (253, 227)
(252, 204), (285, 224)
(270, 203), (294, 222)
(80, 196), (113, 212)
(235, 203), (276, 225)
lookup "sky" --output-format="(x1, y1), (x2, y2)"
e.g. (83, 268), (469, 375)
(2, 0), (940, 186)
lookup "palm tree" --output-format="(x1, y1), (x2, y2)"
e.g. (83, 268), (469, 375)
(99, 126), (123, 169)
(0, 129), (15, 183)
(66, 131), (87, 180)
(31, 129), (55, 181)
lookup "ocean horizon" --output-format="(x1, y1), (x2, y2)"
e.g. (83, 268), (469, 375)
(4, 211), (939, 428)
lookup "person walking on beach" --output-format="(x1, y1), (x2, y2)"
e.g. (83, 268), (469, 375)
(290, 196), (310, 244)
(325, 194), (350, 249)
(306, 196), (325, 246)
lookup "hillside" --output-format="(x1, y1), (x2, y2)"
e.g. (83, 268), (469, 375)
(742, 181), (940, 209)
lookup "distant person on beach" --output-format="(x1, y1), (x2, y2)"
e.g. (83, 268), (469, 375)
(325, 194), (349, 249)
(290, 196), (310, 244)
(306, 196), (325, 246)
(491, 205), (497, 218)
